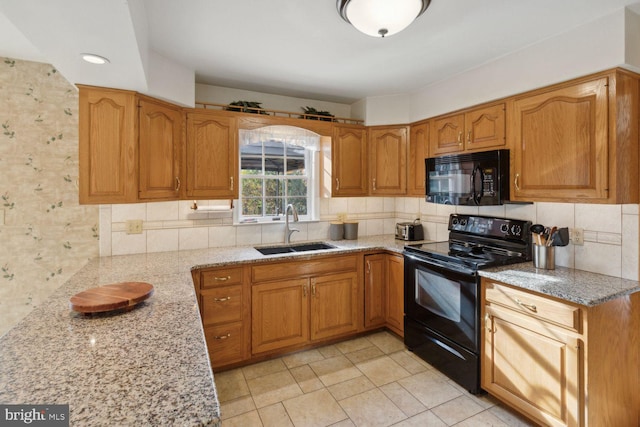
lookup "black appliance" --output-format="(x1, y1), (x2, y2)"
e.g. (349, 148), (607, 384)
(426, 149), (509, 205)
(403, 213), (532, 394)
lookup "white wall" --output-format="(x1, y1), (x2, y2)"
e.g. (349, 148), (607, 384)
(407, 8), (628, 121)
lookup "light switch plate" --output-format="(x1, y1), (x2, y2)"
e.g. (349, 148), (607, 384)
(125, 219), (143, 234)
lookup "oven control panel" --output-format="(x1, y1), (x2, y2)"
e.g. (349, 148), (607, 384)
(449, 214), (531, 241)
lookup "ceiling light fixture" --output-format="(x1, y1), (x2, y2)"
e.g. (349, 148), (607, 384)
(337, 0), (431, 38)
(81, 53), (110, 65)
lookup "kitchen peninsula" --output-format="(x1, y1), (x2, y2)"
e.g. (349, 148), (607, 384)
(0, 235), (638, 426)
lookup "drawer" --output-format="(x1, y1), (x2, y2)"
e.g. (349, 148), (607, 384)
(484, 281), (582, 333)
(200, 285), (243, 326)
(252, 254), (358, 283)
(204, 322), (244, 367)
(200, 266), (243, 288)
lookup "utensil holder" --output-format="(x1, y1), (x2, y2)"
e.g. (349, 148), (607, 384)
(533, 244), (555, 270)
(329, 222), (344, 240)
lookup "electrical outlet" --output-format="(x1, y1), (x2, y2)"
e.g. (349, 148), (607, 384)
(570, 227), (584, 245)
(125, 219), (143, 234)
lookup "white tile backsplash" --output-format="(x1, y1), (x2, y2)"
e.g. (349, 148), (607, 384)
(111, 204), (147, 222)
(575, 203), (621, 233)
(100, 199), (640, 281)
(147, 201), (180, 221)
(178, 228), (208, 250)
(147, 229), (179, 253)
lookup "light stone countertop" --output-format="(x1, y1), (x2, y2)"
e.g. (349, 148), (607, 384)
(0, 235), (412, 426)
(1, 234), (638, 425)
(479, 263), (640, 306)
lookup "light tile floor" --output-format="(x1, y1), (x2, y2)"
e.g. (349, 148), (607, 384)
(215, 331), (536, 426)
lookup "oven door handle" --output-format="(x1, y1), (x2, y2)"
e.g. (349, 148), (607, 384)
(403, 253), (477, 276)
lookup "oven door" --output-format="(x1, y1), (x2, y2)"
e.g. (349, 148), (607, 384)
(404, 253), (479, 352)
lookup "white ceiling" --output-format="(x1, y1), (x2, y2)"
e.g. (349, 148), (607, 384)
(0, 0), (638, 104)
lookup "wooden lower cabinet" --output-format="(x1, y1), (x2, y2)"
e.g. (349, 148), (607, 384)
(385, 254), (404, 336)
(252, 278), (309, 354)
(310, 272), (359, 340)
(194, 266), (250, 369)
(482, 278), (639, 427)
(251, 254), (361, 356)
(364, 253), (404, 336)
(364, 254), (387, 328)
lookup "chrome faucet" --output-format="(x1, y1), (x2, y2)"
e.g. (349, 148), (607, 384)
(284, 204), (299, 244)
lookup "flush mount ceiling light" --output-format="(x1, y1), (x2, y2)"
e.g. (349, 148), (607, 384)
(81, 53), (110, 65)
(337, 0), (431, 38)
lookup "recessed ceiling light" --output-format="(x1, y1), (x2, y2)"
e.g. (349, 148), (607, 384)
(81, 53), (110, 65)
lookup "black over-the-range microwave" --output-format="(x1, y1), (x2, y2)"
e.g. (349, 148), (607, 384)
(425, 149), (510, 205)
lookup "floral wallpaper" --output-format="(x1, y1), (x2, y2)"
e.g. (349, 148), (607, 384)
(0, 58), (99, 335)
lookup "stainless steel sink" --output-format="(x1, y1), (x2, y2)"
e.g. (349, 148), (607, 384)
(255, 242), (336, 255)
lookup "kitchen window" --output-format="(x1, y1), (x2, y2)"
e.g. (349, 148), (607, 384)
(237, 126), (320, 223)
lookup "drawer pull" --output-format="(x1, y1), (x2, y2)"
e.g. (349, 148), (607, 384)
(213, 296), (231, 302)
(515, 298), (537, 312)
(213, 333), (231, 340)
(214, 276), (231, 282)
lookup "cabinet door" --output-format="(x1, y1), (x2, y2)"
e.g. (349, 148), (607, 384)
(138, 97), (184, 200)
(186, 112), (238, 199)
(310, 272), (359, 340)
(511, 78), (608, 201)
(386, 254), (404, 336)
(483, 306), (581, 427)
(430, 113), (465, 156)
(364, 254), (386, 328)
(252, 279), (309, 354)
(465, 103), (505, 151)
(369, 126), (407, 195)
(408, 122), (429, 196)
(78, 86), (137, 204)
(332, 124), (368, 196)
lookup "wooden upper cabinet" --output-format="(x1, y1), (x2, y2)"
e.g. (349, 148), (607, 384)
(511, 70), (639, 203)
(465, 103), (506, 151)
(408, 121), (429, 196)
(78, 86), (137, 204)
(186, 112), (238, 199)
(431, 113), (465, 155)
(138, 96), (184, 200)
(510, 77), (609, 202)
(369, 126), (408, 195)
(332, 124), (368, 196)
(430, 103), (505, 156)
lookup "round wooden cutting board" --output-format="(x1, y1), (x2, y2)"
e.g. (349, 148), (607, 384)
(69, 282), (154, 314)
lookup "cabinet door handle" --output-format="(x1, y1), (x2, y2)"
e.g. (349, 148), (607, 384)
(366, 260), (371, 274)
(213, 296), (231, 302)
(213, 333), (231, 340)
(336, 178), (340, 191)
(484, 313), (491, 331)
(467, 130), (472, 143)
(514, 173), (521, 191)
(515, 298), (537, 312)
(214, 276), (231, 282)
(303, 284), (307, 297)
(372, 178), (377, 191)
(457, 131), (462, 145)
(175, 176), (181, 191)
(311, 279), (316, 297)
(229, 176), (234, 191)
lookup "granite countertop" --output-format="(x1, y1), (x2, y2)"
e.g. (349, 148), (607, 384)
(480, 263), (640, 306)
(0, 235), (411, 426)
(1, 234), (638, 425)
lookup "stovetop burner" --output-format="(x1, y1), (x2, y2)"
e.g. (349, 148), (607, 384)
(404, 214), (532, 271)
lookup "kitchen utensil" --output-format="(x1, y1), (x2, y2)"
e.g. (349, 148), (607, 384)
(530, 224), (545, 245)
(553, 227), (570, 246)
(546, 226), (557, 246)
(69, 282), (154, 314)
